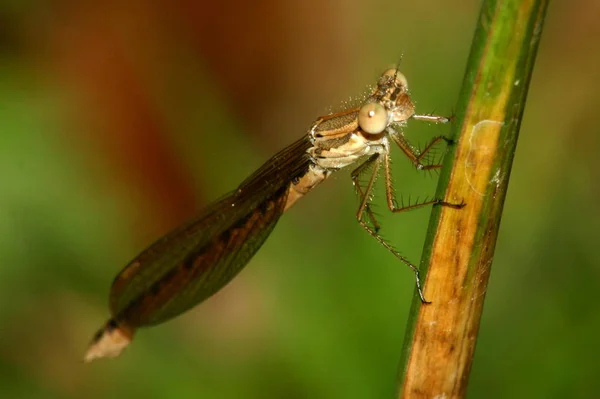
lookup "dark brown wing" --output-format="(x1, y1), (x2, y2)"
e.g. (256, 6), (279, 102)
(109, 136), (312, 327)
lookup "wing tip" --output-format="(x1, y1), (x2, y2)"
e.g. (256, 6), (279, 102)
(83, 319), (135, 363)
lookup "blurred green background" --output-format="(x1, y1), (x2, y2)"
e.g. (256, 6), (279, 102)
(1, 1), (599, 398)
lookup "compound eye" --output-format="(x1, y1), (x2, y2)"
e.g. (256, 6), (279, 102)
(358, 102), (388, 134)
(381, 68), (409, 89)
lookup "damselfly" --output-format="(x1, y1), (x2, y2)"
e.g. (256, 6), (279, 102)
(84, 68), (463, 362)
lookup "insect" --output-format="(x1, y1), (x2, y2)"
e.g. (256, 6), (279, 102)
(84, 68), (463, 362)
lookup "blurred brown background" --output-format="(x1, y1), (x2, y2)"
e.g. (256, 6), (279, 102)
(0, 1), (599, 398)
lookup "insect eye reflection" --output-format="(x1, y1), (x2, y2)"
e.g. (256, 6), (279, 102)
(358, 102), (389, 134)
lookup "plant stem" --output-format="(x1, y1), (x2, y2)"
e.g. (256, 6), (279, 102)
(397, 0), (550, 397)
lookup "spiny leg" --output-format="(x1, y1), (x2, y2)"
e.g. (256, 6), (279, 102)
(389, 111), (453, 170)
(414, 136), (450, 169)
(352, 153), (430, 303)
(412, 114), (451, 124)
(351, 153), (382, 232)
(390, 132), (451, 171)
(379, 152), (465, 303)
(382, 152), (464, 213)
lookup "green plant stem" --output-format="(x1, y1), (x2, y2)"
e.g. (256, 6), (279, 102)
(397, 0), (550, 397)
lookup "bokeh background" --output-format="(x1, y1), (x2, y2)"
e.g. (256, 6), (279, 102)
(1, 1), (599, 398)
